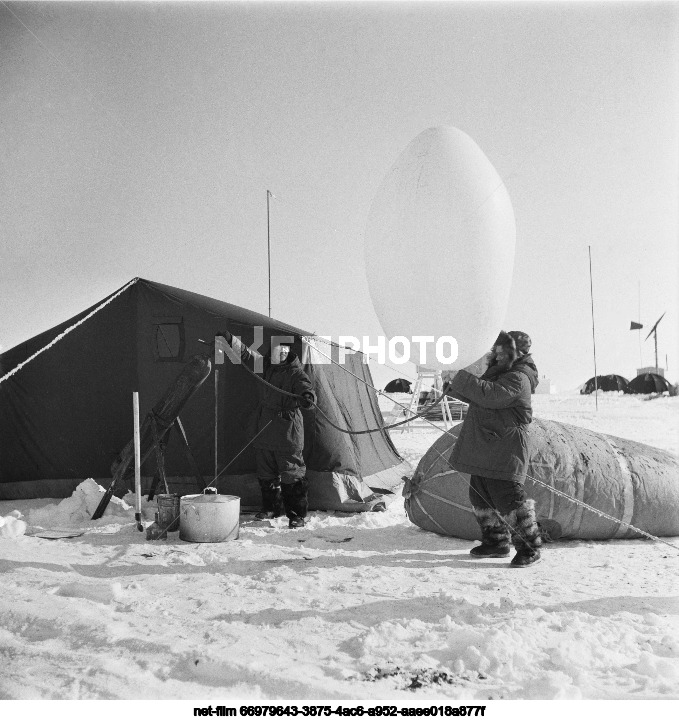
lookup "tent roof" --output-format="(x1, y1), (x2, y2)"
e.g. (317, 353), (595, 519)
(0, 278), (311, 373)
(145, 279), (310, 337)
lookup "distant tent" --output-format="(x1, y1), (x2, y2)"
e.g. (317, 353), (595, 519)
(384, 378), (412, 393)
(0, 278), (409, 510)
(625, 373), (673, 395)
(581, 374), (629, 394)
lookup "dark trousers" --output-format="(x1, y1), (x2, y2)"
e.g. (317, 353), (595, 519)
(256, 448), (306, 484)
(468, 475), (526, 515)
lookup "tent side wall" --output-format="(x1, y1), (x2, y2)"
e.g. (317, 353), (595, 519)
(0, 290), (137, 499)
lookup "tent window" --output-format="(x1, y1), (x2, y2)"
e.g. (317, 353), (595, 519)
(155, 322), (184, 361)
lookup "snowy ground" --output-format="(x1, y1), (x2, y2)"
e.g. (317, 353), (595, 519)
(1, 392), (678, 712)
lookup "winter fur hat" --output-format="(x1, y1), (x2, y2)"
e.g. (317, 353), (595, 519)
(489, 330), (531, 370)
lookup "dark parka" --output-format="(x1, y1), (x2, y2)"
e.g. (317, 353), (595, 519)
(446, 351), (539, 483)
(227, 335), (316, 453)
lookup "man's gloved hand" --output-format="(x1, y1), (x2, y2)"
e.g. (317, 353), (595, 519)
(300, 392), (315, 409)
(217, 329), (233, 344)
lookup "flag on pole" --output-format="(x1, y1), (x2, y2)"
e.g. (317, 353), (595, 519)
(630, 321), (643, 330)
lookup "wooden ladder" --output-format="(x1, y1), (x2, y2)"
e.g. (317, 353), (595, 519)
(399, 367), (457, 432)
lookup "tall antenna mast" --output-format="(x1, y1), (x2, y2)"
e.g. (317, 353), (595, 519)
(638, 281), (642, 367)
(588, 246), (598, 410)
(267, 190), (272, 317)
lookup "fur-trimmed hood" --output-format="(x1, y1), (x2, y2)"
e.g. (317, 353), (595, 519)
(511, 354), (539, 393)
(484, 331), (539, 392)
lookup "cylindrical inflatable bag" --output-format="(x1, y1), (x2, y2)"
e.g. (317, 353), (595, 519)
(404, 418), (679, 540)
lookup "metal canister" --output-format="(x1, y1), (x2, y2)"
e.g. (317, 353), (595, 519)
(157, 493), (181, 532)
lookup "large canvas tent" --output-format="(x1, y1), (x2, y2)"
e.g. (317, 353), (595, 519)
(0, 278), (409, 511)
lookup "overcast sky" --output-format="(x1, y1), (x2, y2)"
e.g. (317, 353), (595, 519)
(1, 0), (677, 391)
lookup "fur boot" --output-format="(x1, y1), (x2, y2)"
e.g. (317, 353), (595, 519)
(281, 477), (309, 529)
(505, 498), (542, 567)
(255, 479), (284, 520)
(470, 507), (511, 557)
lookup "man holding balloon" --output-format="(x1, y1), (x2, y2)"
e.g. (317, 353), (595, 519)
(444, 331), (543, 567)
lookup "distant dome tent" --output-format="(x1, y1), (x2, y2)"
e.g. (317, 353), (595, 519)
(625, 373), (673, 395)
(384, 378), (412, 393)
(0, 278), (409, 511)
(581, 374), (630, 394)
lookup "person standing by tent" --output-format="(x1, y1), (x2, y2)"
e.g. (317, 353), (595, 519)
(444, 331), (542, 567)
(217, 330), (316, 528)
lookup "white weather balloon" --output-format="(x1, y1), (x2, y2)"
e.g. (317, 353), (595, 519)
(364, 126), (516, 370)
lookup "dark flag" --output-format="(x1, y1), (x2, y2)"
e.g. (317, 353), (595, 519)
(630, 321), (643, 330)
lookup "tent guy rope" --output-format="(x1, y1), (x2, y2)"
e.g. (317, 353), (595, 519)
(224, 341), (449, 433)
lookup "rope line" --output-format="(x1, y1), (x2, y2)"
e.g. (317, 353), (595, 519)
(317, 341), (447, 395)
(303, 340), (460, 434)
(232, 348), (451, 434)
(211, 420), (273, 488)
(0, 278), (140, 386)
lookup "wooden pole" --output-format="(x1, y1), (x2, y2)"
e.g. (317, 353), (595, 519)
(654, 328), (659, 371)
(133, 391), (143, 531)
(214, 366), (219, 478)
(588, 246), (598, 411)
